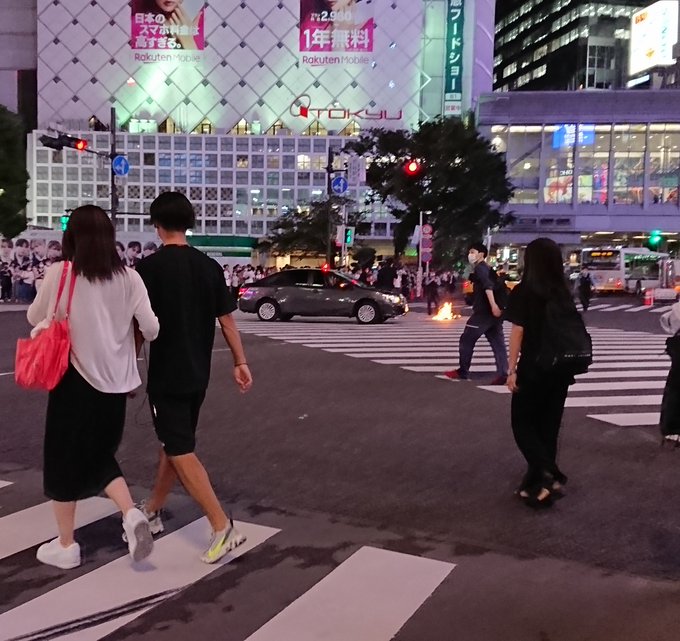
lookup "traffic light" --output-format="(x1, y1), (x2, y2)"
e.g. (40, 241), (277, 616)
(60, 214), (70, 231)
(40, 133), (88, 152)
(404, 159), (422, 177)
(344, 226), (355, 247)
(649, 229), (663, 248)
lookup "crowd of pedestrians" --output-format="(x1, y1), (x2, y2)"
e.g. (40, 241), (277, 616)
(1, 237), (63, 303)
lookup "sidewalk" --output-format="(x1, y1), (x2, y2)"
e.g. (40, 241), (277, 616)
(0, 304), (29, 313)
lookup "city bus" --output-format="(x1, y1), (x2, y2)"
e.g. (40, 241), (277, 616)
(580, 247), (668, 295)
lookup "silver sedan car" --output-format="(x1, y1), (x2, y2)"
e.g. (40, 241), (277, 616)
(238, 268), (408, 324)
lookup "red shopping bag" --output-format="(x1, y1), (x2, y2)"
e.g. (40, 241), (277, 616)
(15, 262), (76, 391)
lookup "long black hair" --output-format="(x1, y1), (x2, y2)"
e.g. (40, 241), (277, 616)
(521, 237), (571, 302)
(62, 206), (125, 282)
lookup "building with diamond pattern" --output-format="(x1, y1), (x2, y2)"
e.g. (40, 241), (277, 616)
(2, 0), (495, 258)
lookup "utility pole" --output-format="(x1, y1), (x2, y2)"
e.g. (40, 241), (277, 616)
(110, 107), (119, 230)
(325, 147), (335, 266)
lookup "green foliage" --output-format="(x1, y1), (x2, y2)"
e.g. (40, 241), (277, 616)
(345, 116), (514, 255)
(268, 196), (364, 256)
(0, 107), (29, 239)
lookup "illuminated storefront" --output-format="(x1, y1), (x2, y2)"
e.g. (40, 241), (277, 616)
(478, 90), (680, 250)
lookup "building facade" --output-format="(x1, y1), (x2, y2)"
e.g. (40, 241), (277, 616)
(23, 0), (495, 255)
(477, 90), (680, 251)
(494, 0), (646, 92)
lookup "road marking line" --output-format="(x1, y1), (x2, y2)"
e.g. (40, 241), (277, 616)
(650, 306), (674, 313)
(588, 412), (660, 426)
(568, 380), (665, 392)
(599, 304), (634, 311)
(404, 366), (497, 373)
(625, 305), (653, 312)
(590, 361), (669, 369)
(0, 372), (14, 377)
(0, 498), (119, 561)
(0, 480), (13, 490)
(565, 395), (662, 408)
(244, 546), (454, 641)
(576, 370), (668, 379)
(583, 304), (612, 311)
(0, 519), (279, 641)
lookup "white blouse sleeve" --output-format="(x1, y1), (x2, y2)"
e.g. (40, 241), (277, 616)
(127, 269), (160, 342)
(27, 262), (62, 327)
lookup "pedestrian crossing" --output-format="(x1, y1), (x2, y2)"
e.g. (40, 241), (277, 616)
(238, 320), (670, 430)
(0, 479), (453, 641)
(573, 303), (674, 313)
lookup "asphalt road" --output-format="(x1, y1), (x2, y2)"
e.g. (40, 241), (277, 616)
(1, 303), (679, 641)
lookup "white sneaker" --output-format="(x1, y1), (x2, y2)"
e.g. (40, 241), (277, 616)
(122, 500), (164, 542)
(36, 538), (81, 569)
(200, 520), (246, 564)
(122, 508), (154, 562)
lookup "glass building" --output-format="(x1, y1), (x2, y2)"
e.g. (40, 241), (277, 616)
(494, 0), (646, 92)
(477, 89), (680, 248)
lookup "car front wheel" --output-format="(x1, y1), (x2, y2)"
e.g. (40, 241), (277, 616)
(257, 299), (280, 322)
(356, 301), (381, 324)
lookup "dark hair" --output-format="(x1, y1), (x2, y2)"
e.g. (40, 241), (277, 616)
(2, 238), (14, 248)
(62, 205), (125, 282)
(115, 241), (124, 252)
(15, 238), (28, 248)
(127, 241), (142, 252)
(522, 237), (571, 301)
(143, 241), (158, 252)
(150, 191), (196, 232)
(469, 242), (488, 257)
(47, 240), (61, 251)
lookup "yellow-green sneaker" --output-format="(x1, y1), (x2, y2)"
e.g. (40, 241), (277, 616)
(200, 520), (246, 564)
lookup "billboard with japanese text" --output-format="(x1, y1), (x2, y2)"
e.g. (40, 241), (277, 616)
(444, 0), (464, 116)
(131, 0), (205, 64)
(299, 0), (375, 67)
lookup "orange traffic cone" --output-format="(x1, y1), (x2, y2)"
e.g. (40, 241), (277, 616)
(644, 288), (655, 306)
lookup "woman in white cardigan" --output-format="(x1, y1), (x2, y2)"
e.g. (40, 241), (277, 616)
(27, 205), (160, 569)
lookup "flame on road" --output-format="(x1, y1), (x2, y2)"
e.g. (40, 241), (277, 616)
(432, 302), (461, 321)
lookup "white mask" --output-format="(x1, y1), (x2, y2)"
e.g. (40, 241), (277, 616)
(468, 253), (477, 265)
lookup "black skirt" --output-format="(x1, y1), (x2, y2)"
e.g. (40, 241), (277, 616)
(44, 364), (127, 502)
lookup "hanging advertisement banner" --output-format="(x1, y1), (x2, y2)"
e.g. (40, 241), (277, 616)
(299, 0), (376, 67)
(131, 0), (205, 64)
(444, 0), (465, 116)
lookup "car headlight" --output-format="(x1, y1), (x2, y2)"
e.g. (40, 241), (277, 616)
(382, 294), (401, 304)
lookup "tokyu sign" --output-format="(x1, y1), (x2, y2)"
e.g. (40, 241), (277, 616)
(290, 95), (403, 122)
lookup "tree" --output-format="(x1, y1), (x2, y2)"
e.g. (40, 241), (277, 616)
(345, 116), (514, 256)
(268, 196), (365, 258)
(352, 245), (376, 269)
(0, 106), (29, 239)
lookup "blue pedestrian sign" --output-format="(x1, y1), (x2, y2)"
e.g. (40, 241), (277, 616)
(331, 175), (349, 196)
(111, 155), (130, 177)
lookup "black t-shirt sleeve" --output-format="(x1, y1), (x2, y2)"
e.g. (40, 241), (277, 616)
(214, 262), (237, 316)
(504, 284), (528, 327)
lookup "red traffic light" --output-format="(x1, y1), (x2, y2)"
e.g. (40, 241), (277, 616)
(404, 159), (421, 176)
(74, 139), (87, 151)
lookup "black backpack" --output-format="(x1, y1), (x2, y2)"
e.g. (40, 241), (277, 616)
(490, 269), (511, 310)
(537, 298), (593, 375)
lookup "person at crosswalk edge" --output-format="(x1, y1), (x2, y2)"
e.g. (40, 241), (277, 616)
(505, 237), (589, 509)
(135, 191), (254, 564)
(659, 302), (680, 447)
(444, 243), (508, 385)
(577, 266), (594, 312)
(26, 206), (160, 569)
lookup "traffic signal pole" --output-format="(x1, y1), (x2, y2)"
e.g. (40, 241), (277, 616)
(110, 107), (119, 230)
(326, 147), (334, 266)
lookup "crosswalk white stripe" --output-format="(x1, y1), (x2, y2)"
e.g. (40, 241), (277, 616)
(0, 498), (119, 562)
(581, 304), (612, 310)
(567, 380), (665, 392)
(590, 361), (669, 369)
(0, 480), (13, 490)
(625, 305), (653, 312)
(576, 370), (668, 379)
(475, 389), (663, 407)
(600, 304), (634, 311)
(650, 305), (674, 313)
(244, 546), (453, 641)
(587, 413), (660, 426)
(0, 519), (279, 641)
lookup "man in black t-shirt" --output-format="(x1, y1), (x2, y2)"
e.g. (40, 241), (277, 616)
(136, 192), (253, 564)
(444, 243), (508, 384)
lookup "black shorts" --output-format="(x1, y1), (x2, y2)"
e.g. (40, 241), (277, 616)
(149, 391), (206, 456)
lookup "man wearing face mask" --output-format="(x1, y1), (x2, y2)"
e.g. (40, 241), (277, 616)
(444, 243), (508, 385)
